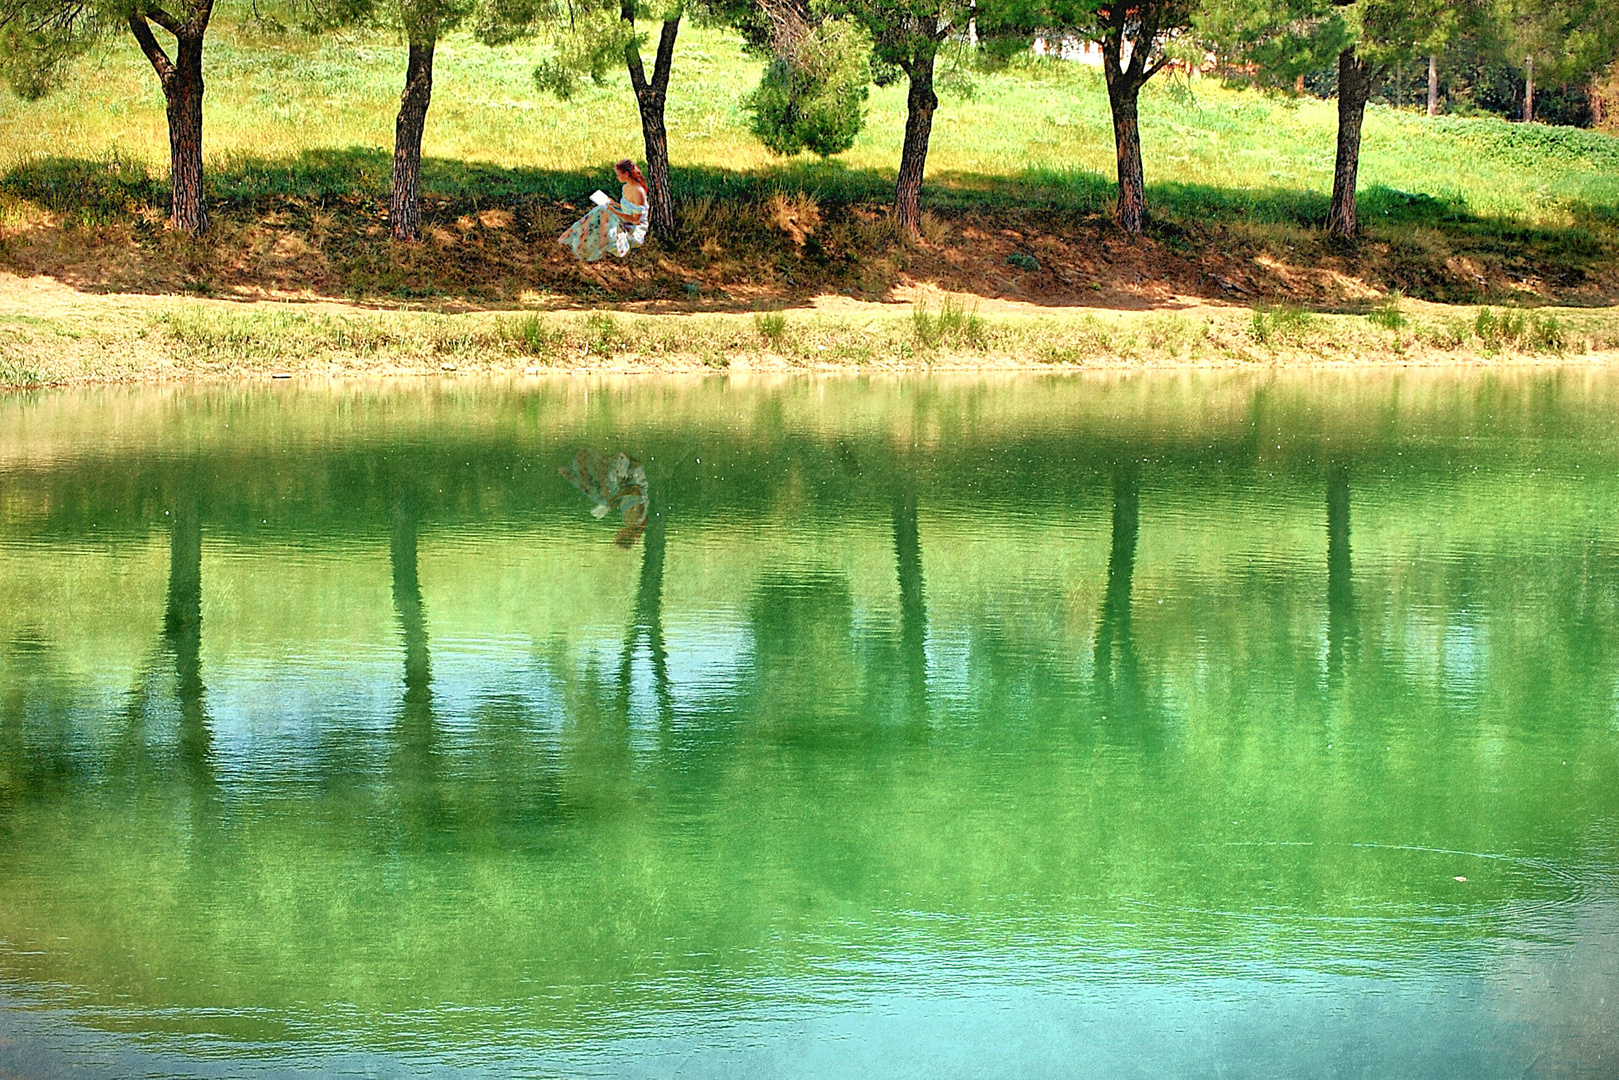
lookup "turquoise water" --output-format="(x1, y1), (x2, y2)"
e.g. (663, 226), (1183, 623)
(0, 372), (1615, 1077)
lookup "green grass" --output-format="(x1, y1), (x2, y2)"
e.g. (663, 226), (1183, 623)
(1, 15), (1616, 228)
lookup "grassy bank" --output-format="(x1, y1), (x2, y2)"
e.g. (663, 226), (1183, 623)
(4, 287), (1617, 389)
(1, 20), (1618, 309)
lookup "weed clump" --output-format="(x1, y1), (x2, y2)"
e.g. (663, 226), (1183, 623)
(498, 314), (563, 357)
(1249, 304), (1316, 345)
(581, 312), (621, 357)
(753, 310), (788, 347)
(912, 296), (985, 349)
(1365, 296), (1407, 330)
(1471, 307), (1567, 353)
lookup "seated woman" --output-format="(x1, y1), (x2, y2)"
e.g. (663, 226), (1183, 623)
(558, 159), (651, 262)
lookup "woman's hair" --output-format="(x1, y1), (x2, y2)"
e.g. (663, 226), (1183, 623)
(615, 159), (648, 190)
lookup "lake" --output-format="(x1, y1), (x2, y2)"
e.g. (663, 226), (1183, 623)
(0, 372), (1615, 1078)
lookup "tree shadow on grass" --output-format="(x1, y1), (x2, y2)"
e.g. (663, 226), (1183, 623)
(2, 147), (1615, 310)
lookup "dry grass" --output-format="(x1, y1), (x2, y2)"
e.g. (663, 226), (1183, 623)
(5, 286), (1619, 390)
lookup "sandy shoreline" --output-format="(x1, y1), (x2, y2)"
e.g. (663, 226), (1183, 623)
(2, 273), (1616, 389)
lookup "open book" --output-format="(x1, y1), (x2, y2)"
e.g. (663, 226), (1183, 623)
(589, 190), (613, 207)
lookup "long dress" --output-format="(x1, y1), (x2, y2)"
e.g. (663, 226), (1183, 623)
(559, 198), (648, 262)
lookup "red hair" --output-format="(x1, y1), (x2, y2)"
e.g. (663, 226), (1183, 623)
(615, 159), (648, 190)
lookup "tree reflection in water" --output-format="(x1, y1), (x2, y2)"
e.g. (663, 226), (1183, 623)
(619, 499), (672, 727)
(390, 489), (446, 831)
(892, 483), (927, 719)
(0, 376), (1614, 1074)
(1093, 460), (1147, 741)
(1326, 465), (1358, 687)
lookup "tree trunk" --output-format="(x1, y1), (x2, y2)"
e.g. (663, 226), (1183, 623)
(1105, 74), (1146, 234)
(164, 36), (206, 235)
(1426, 54), (1439, 116)
(1328, 49), (1375, 240)
(893, 43), (939, 238)
(391, 37), (436, 243)
(128, 8), (214, 235)
(626, 17), (680, 239)
(1523, 56), (1534, 123)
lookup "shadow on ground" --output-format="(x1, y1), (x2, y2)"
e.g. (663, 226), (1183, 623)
(2, 148), (1615, 311)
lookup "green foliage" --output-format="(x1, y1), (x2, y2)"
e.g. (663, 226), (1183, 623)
(497, 313), (564, 355)
(745, 16), (872, 157)
(301, 0), (478, 42)
(1197, 0), (1454, 86)
(582, 311), (622, 355)
(529, 7), (631, 99)
(0, 0), (102, 100)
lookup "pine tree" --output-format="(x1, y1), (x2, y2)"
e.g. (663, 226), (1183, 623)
(306, 0), (476, 242)
(1197, 0), (1453, 238)
(0, 0), (218, 234)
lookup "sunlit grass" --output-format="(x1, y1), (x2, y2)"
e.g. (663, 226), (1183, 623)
(1, 16), (1616, 226)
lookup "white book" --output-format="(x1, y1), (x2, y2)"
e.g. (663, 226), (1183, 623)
(589, 190), (613, 207)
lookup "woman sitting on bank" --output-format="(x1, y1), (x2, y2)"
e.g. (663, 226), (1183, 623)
(559, 159), (650, 262)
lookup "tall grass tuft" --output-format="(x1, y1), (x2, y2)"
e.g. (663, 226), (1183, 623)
(1365, 295), (1407, 330)
(497, 313), (563, 357)
(912, 296), (985, 349)
(582, 312), (622, 357)
(1473, 307), (1566, 353)
(753, 310), (788, 347)
(1249, 304), (1316, 345)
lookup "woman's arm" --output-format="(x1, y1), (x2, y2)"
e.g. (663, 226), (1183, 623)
(607, 184), (648, 222)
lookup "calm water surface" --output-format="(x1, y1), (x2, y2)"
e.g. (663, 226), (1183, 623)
(0, 372), (1615, 1078)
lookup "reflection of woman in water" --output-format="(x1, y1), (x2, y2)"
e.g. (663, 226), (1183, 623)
(558, 159), (650, 263)
(560, 448), (648, 548)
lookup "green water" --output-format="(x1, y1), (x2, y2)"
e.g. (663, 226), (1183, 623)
(0, 372), (1615, 1078)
